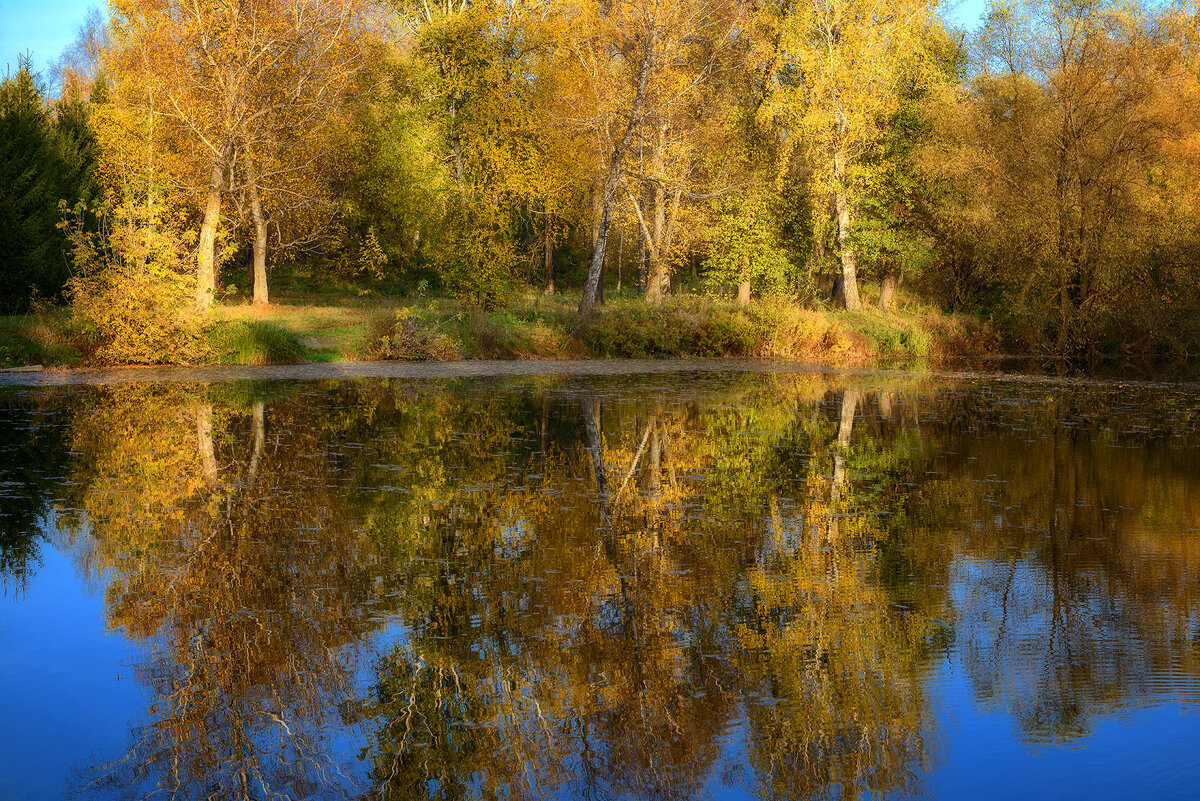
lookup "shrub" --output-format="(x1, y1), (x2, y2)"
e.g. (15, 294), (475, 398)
(63, 202), (206, 365)
(577, 298), (761, 358)
(702, 192), (800, 301)
(692, 307), (761, 356)
(432, 214), (516, 310)
(364, 307), (460, 360)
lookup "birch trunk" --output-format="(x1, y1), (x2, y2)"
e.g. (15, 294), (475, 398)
(833, 154), (861, 312)
(579, 47), (654, 319)
(247, 161), (269, 306)
(196, 148), (228, 312)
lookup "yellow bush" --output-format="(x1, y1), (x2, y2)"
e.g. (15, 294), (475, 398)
(63, 201), (206, 365)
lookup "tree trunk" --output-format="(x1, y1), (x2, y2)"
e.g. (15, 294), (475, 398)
(542, 207), (555, 295)
(736, 280), (751, 307)
(629, 183), (675, 302)
(833, 155), (861, 312)
(636, 237), (647, 293)
(645, 122), (670, 302)
(879, 272), (900, 311)
(196, 403), (218, 483)
(579, 47), (654, 319)
(1056, 289), (1074, 354)
(828, 388), (859, 538)
(616, 228), (623, 292)
(247, 160), (269, 306)
(592, 193), (605, 306)
(580, 168), (621, 317)
(597, 257), (605, 306)
(196, 147), (229, 312)
(590, 188), (601, 253)
(645, 258), (669, 301)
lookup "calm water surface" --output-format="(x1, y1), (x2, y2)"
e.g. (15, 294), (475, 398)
(1, 369), (1198, 800)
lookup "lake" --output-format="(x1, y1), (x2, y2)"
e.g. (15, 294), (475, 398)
(1, 364), (1198, 800)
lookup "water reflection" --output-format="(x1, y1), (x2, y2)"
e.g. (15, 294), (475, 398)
(0, 374), (1198, 800)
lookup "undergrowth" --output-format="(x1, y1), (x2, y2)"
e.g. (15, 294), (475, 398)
(0, 314), (83, 367)
(573, 297), (983, 366)
(361, 308), (461, 360)
(8, 291), (1000, 369)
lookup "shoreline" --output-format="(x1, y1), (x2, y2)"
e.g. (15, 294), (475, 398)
(2, 356), (1197, 391)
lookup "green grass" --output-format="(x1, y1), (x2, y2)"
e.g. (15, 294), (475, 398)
(206, 320), (308, 365)
(215, 295), (394, 359)
(0, 313), (83, 368)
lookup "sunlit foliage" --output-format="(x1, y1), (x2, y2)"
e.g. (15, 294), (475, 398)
(3, 0), (1200, 356)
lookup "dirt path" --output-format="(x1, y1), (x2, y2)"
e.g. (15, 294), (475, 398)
(2, 357), (1197, 391)
(0, 358), (832, 386)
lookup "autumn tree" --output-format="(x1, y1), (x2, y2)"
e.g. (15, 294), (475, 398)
(702, 189), (798, 305)
(619, 0), (746, 301)
(234, 1), (364, 305)
(570, 0), (746, 316)
(366, 0), (555, 305)
(106, 0), (366, 311)
(764, 0), (935, 310)
(51, 6), (110, 100)
(969, 0), (1197, 351)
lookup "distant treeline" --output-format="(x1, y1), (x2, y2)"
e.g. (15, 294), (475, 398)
(2, 0), (1199, 357)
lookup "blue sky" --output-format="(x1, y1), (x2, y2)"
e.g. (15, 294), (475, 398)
(0, 0), (100, 77)
(1, 0), (992, 81)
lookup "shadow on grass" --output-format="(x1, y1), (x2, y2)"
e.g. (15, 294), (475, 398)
(0, 315), (83, 368)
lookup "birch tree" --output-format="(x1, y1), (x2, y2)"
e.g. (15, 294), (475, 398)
(571, 0), (744, 317)
(107, 0), (365, 311)
(765, 0), (933, 310)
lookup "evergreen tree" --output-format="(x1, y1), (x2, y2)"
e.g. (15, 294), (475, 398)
(0, 58), (97, 313)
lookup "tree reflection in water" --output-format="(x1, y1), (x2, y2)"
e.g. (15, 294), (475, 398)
(59, 385), (385, 799)
(0, 374), (1193, 799)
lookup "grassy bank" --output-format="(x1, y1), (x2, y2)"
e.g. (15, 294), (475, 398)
(1, 289), (1000, 370)
(0, 311), (84, 368)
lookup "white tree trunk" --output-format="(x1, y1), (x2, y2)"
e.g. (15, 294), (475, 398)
(196, 151), (227, 312)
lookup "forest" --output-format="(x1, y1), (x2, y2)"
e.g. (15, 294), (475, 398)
(1, 0), (1199, 366)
